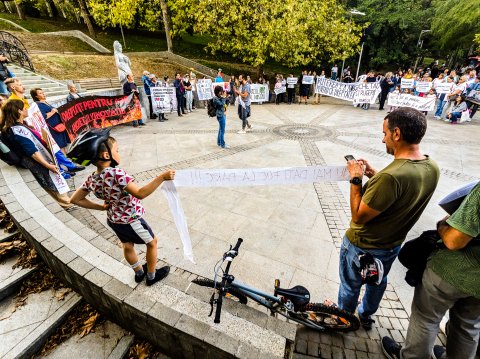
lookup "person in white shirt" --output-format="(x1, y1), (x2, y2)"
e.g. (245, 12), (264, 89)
(331, 64), (338, 81)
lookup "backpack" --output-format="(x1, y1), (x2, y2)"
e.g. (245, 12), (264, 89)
(0, 131), (22, 166)
(207, 99), (217, 117)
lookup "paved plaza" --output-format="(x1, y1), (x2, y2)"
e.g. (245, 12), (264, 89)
(71, 98), (479, 357)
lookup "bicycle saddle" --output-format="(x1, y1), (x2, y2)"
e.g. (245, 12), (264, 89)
(275, 285), (311, 310)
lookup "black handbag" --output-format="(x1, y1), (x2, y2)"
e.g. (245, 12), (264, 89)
(398, 230), (443, 287)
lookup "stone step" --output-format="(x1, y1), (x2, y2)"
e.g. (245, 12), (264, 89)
(40, 322), (133, 359)
(0, 291), (82, 359)
(0, 255), (36, 301)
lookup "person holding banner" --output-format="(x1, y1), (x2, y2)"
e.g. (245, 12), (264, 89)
(299, 70), (309, 105)
(69, 129), (176, 286)
(0, 99), (72, 209)
(213, 85), (229, 148)
(123, 74), (144, 127)
(287, 74), (296, 104)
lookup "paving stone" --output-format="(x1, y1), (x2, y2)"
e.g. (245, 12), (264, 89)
(103, 278), (134, 301)
(296, 339), (307, 354)
(148, 302), (181, 327)
(54, 246), (78, 265)
(344, 348), (356, 359)
(236, 342), (260, 359)
(84, 268), (112, 288)
(30, 227), (51, 242)
(393, 309), (409, 319)
(68, 257), (94, 276)
(174, 314), (210, 342)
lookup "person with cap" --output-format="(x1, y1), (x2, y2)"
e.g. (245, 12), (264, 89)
(69, 128), (175, 286)
(215, 68), (224, 83)
(336, 107), (439, 330)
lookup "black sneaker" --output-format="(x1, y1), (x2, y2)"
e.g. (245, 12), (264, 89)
(433, 345), (446, 359)
(134, 264), (147, 283)
(381, 336), (401, 359)
(360, 317), (375, 330)
(146, 266), (170, 286)
(70, 165), (85, 172)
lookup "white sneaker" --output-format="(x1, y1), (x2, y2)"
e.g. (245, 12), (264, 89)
(443, 118), (450, 122)
(433, 116), (440, 120)
(237, 130), (247, 134)
(247, 125), (253, 132)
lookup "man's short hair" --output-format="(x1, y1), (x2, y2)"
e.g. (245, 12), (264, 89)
(385, 107), (427, 144)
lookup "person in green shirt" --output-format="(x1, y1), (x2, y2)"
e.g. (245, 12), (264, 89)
(382, 183), (480, 359)
(338, 107), (440, 330)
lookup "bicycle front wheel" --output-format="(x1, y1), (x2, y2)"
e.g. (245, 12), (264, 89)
(292, 303), (360, 332)
(192, 278), (248, 304)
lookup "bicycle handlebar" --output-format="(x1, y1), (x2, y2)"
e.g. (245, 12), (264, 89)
(214, 238), (244, 324)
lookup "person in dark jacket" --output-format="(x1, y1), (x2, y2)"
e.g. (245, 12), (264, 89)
(173, 73), (186, 117)
(379, 72), (394, 110)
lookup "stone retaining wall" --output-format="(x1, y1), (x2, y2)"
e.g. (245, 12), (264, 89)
(0, 163), (295, 358)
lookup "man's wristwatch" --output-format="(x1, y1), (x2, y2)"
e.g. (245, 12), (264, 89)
(350, 177), (362, 185)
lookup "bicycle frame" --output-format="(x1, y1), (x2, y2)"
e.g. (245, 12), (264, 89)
(229, 279), (283, 309)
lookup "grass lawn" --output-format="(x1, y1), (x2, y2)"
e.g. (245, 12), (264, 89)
(1, 12), (302, 79)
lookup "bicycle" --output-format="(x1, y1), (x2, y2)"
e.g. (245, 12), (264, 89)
(192, 238), (360, 332)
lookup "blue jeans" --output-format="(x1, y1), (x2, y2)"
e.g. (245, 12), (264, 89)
(217, 114), (226, 147)
(449, 111), (462, 122)
(55, 151), (76, 170)
(435, 100), (446, 117)
(237, 105), (250, 130)
(338, 236), (401, 320)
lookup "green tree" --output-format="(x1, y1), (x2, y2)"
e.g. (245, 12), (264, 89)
(350, 0), (434, 69)
(431, 0), (480, 50)
(189, 0), (363, 74)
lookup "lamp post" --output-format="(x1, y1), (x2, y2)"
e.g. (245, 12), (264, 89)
(340, 9), (366, 82)
(413, 29), (431, 72)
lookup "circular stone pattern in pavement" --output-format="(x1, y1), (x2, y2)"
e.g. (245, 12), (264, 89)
(272, 124), (334, 140)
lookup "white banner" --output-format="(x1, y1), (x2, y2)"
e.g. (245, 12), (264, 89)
(415, 81), (432, 93)
(315, 77), (356, 101)
(353, 82), (381, 105)
(302, 75), (314, 85)
(174, 165), (349, 187)
(435, 83), (453, 94)
(196, 79), (213, 100)
(287, 77), (298, 85)
(401, 79), (414, 89)
(387, 93), (436, 111)
(250, 84), (269, 103)
(274, 86), (286, 95)
(151, 87), (177, 114)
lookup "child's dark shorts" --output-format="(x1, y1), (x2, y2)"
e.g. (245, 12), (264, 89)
(107, 218), (155, 245)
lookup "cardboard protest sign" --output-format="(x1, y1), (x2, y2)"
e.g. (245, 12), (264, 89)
(302, 75), (314, 85)
(387, 93), (435, 111)
(415, 81), (432, 93)
(196, 79), (213, 100)
(353, 82), (381, 104)
(250, 84), (269, 103)
(401, 79), (414, 89)
(435, 83), (453, 94)
(287, 77), (298, 85)
(151, 87), (177, 114)
(58, 94), (142, 141)
(274, 86), (286, 95)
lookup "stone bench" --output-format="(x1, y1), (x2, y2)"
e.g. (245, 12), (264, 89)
(0, 163), (296, 358)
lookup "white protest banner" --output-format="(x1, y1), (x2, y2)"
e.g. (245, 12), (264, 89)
(151, 87), (177, 113)
(401, 79), (414, 89)
(163, 164), (350, 263)
(387, 93), (435, 111)
(353, 82), (381, 104)
(274, 86), (286, 95)
(26, 103), (62, 154)
(315, 77), (356, 101)
(302, 75), (314, 85)
(250, 84), (269, 103)
(212, 81), (230, 93)
(174, 165), (350, 187)
(196, 79), (213, 100)
(415, 81), (432, 93)
(435, 83), (453, 94)
(287, 77), (298, 85)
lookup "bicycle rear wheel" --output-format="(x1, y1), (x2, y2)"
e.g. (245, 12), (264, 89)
(291, 303), (360, 332)
(192, 278), (248, 304)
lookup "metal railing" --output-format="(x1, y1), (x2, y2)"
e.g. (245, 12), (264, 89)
(0, 31), (35, 72)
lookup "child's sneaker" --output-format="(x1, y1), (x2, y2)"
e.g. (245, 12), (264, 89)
(146, 266), (170, 286)
(135, 264), (147, 283)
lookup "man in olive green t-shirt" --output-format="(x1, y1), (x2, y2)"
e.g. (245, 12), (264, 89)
(382, 183), (480, 359)
(338, 107), (440, 330)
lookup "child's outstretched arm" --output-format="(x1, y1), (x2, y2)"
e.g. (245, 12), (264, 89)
(124, 170), (175, 199)
(70, 188), (109, 211)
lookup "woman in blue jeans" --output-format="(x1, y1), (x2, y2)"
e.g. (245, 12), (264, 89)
(213, 85), (228, 148)
(445, 95), (467, 124)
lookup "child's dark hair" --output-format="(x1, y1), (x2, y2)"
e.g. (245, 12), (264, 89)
(95, 136), (117, 163)
(214, 85), (224, 97)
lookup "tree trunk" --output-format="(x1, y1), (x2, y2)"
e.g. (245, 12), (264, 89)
(257, 64), (264, 80)
(78, 0), (96, 38)
(14, 0), (25, 20)
(44, 0), (53, 17)
(159, 0), (173, 52)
